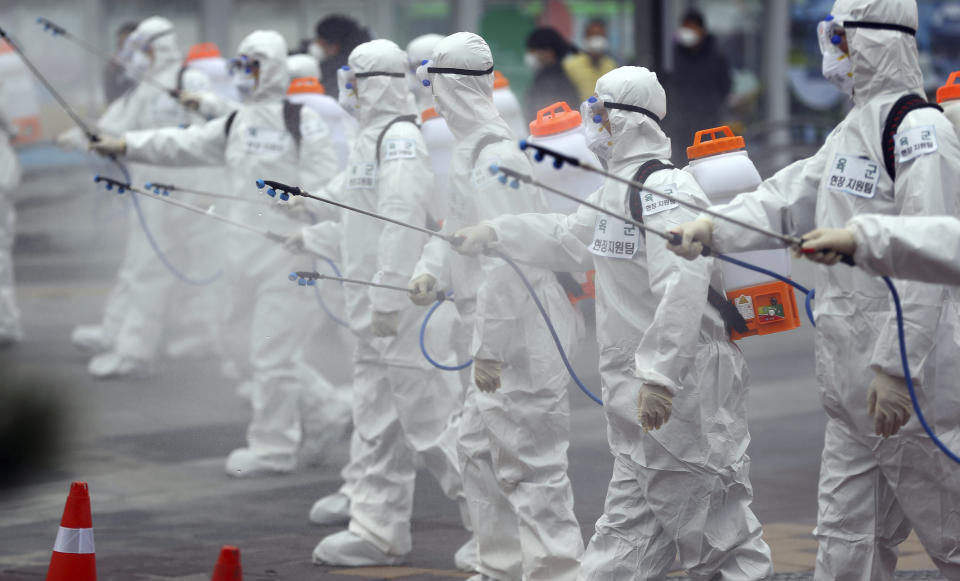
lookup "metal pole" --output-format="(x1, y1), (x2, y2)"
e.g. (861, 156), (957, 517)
(764, 0), (791, 170)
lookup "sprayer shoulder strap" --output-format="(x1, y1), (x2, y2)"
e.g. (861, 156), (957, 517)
(222, 100), (303, 149)
(625, 158), (748, 336)
(375, 115), (420, 165)
(471, 133), (510, 165)
(882, 93), (943, 181)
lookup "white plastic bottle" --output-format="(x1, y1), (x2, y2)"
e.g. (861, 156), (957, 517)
(420, 107), (456, 221)
(937, 70), (960, 135)
(526, 101), (604, 214)
(685, 126), (800, 339)
(493, 70), (528, 140)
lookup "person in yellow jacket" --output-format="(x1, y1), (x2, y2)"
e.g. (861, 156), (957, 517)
(563, 19), (617, 102)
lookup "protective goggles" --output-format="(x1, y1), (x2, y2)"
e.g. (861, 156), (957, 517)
(416, 59), (494, 87)
(337, 64), (405, 91)
(602, 99), (662, 128)
(229, 55), (260, 76)
(821, 13), (917, 45)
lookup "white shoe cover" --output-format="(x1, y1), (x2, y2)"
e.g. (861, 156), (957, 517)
(308, 491), (350, 526)
(71, 325), (112, 354)
(454, 535), (478, 572)
(88, 351), (152, 379)
(224, 448), (295, 478)
(312, 529), (403, 566)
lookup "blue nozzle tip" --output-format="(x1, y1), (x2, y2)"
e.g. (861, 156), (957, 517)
(307, 279), (316, 286)
(553, 159), (563, 169)
(831, 34), (842, 45)
(341, 65), (350, 71)
(267, 189), (277, 197)
(105, 183), (113, 191)
(488, 164), (498, 175)
(256, 179), (265, 189)
(534, 151), (545, 162)
(518, 140), (529, 150)
(588, 96), (597, 103)
(498, 174), (507, 184)
(421, 59), (429, 65)
(93, 175), (101, 182)
(145, 182), (152, 188)
(280, 193), (289, 201)
(422, 79), (431, 87)
(118, 187), (126, 194)
(288, 272), (297, 281)
(592, 114), (602, 123)
(298, 278), (307, 286)
(825, 14), (834, 21)
(510, 180), (520, 189)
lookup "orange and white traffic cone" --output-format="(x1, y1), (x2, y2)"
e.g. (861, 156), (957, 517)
(46, 481), (96, 581)
(211, 545), (242, 580)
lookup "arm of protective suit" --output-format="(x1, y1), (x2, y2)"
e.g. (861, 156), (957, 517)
(195, 92), (237, 120)
(302, 219), (342, 258)
(124, 115), (228, 167)
(97, 90), (138, 135)
(485, 190), (600, 273)
(709, 137), (830, 253)
(635, 173), (715, 394)
(847, 214), (960, 284)
(370, 124), (432, 313)
(411, 235), (452, 290)
(868, 110), (960, 380)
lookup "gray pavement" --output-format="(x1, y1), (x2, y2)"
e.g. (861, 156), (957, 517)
(0, 166), (939, 579)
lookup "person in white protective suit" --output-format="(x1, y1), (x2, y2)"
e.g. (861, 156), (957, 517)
(66, 17), (225, 377)
(0, 89), (23, 347)
(669, 0), (960, 576)
(286, 53), (357, 169)
(800, 215), (960, 283)
(406, 34), (446, 115)
(90, 30), (349, 477)
(408, 32), (585, 581)
(283, 39), (474, 568)
(455, 66), (774, 580)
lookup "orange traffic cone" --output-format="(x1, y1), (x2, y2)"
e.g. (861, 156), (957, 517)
(211, 545), (242, 580)
(46, 481), (96, 581)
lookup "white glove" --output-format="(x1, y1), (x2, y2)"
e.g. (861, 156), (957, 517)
(474, 359), (502, 393)
(89, 136), (127, 157)
(867, 371), (912, 438)
(284, 229), (307, 254)
(408, 274), (439, 306)
(798, 227), (857, 266)
(667, 217), (713, 261)
(371, 311), (400, 337)
(453, 224), (497, 256)
(178, 90), (202, 111)
(55, 127), (87, 151)
(638, 383), (673, 432)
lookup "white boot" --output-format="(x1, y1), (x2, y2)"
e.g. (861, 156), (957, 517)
(312, 529), (403, 566)
(454, 535), (478, 572)
(224, 448), (296, 477)
(309, 491), (350, 525)
(71, 325), (112, 353)
(88, 351), (153, 379)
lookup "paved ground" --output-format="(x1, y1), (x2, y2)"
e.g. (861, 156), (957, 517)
(0, 164), (942, 579)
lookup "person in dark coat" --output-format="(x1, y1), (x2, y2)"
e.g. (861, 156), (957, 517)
(662, 9), (732, 163)
(524, 27), (581, 122)
(312, 15), (371, 99)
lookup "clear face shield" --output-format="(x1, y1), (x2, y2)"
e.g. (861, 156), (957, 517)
(817, 16), (854, 96)
(229, 55), (260, 99)
(580, 95), (614, 161)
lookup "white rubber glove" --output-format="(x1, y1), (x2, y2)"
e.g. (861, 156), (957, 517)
(284, 229), (307, 254)
(867, 371), (913, 438)
(474, 359), (502, 393)
(667, 217), (713, 261)
(638, 383), (673, 432)
(371, 311), (400, 337)
(408, 274), (439, 306)
(178, 90), (202, 111)
(89, 136), (127, 157)
(55, 127), (87, 151)
(453, 224), (497, 256)
(798, 227), (857, 266)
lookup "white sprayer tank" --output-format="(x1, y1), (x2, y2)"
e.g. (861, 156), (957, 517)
(420, 107), (456, 221)
(937, 71), (960, 136)
(493, 70), (528, 140)
(526, 101), (604, 214)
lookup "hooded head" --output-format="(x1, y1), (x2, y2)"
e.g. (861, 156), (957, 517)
(406, 34), (444, 112)
(346, 39), (415, 123)
(830, 0), (923, 104)
(122, 16), (180, 72)
(594, 66), (671, 167)
(424, 32), (499, 135)
(287, 53), (321, 81)
(234, 30), (289, 102)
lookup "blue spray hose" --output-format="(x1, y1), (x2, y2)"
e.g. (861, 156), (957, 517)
(312, 255), (350, 328)
(420, 293), (473, 371)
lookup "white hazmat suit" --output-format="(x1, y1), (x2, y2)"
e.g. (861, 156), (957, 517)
(673, 0), (960, 576)
(116, 30), (346, 477)
(412, 32), (585, 581)
(300, 39), (470, 566)
(478, 66), (773, 580)
(839, 214), (960, 283)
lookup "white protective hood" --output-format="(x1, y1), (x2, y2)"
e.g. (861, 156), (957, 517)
(287, 53), (321, 81)
(831, 0), (924, 105)
(428, 32), (501, 137)
(595, 66), (672, 170)
(348, 39), (417, 124)
(406, 34), (444, 113)
(236, 30), (289, 103)
(124, 16), (181, 71)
